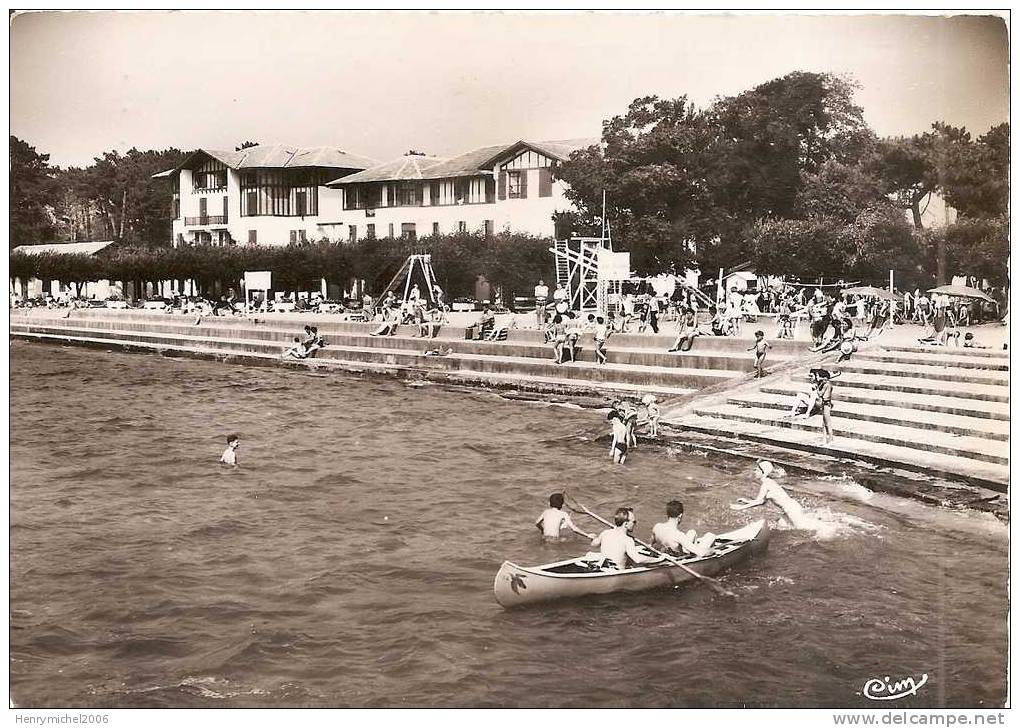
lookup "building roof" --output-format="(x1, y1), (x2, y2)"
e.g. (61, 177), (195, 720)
(152, 144), (379, 178)
(327, 138), (599, 186)
(13, 241), (116, 256)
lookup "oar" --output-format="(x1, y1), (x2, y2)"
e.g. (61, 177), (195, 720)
(564, 493), (737, 598)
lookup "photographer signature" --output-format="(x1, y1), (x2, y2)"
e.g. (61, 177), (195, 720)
(862, 673), (929, 701)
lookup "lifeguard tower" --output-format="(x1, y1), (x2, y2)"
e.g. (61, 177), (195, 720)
(549, 236), (632, 315)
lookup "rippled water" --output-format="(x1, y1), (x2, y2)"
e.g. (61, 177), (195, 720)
(9, 341), (1008, 708)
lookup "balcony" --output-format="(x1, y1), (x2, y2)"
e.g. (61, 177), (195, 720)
(184, 215), (228, 226)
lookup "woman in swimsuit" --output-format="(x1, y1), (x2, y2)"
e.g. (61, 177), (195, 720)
(731, 460), (819, 530)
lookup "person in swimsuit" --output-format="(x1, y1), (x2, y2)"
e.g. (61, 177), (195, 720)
(608, 409), (629, 464)
(593, 315), (611, 364)
(550, 315), (567, 364)
(590, 508), (658, 569)
(731, 460), (819, 530)
(219, 434), (240, 467)
(747, 330), (771, 378)
(535, 493), (594, 541)
(651, 500), (718, 557)
(815, 369), (836, 443)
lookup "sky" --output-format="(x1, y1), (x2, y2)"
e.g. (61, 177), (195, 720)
(9, 11), (1010, 168)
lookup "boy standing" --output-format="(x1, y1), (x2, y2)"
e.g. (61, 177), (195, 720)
(608, 409), (629, 464)
(747, 330), (771, 378)
(535, 493), (594, 540)
(593, 315), (610, 364)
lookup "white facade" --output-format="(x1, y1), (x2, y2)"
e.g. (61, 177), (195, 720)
(332, 143), (585, 241)
(172, 161), (355, 247)
(166, 140), (592, 247)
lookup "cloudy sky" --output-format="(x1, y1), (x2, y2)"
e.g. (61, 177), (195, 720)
(10, 11), (1009, 168)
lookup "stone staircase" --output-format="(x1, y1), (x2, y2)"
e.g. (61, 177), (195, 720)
(673, 342), (1010, 491)
(10, 310), (802, 402)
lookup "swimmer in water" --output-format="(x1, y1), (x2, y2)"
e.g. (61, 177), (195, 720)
(731, 460), (819, 530)
(219, 433), (240, 467)
(535, 493), (594, 541)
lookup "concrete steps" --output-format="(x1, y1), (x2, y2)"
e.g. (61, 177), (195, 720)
(677, 413), (1010, 490)
(721, 393), (1009, 442)
(839, 358), (1009, 386)
(856, 349), (1010, 371)
(13, 321), (732, 396)
(670, 339), (1009, 490)
(760, 383), (1010, 421)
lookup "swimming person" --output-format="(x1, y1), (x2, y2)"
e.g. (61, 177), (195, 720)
(219, 434), (240, 466)
(651, 500), (718, 557)
(590, 508), (659, 569)
(731, 460), (820, 530)
(535, 493), (595, 541)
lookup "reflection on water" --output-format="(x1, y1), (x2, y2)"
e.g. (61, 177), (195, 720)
(9, 342), (1007, 708)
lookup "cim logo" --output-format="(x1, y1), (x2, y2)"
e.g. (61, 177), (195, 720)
(862, 673), (929, 701)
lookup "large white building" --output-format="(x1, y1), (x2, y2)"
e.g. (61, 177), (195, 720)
(158, 144), (380, 247)
(157, 139), (595, 246)
(326, 139), (595, 241)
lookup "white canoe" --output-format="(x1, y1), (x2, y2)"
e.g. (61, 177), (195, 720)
(493, 519), (769, 608)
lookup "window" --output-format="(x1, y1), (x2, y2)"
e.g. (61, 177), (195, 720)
(248, 230), (257, 244)
(458, 221), (467, 233)
(484, 219), (494, 237)
(245, 191), (258, 217)
(290, 229), (307, 244)
(171, 198), (180, 219)
(430, 181), (442, 206)
(485, 177), (496, 203)
(296, 191), (307, 217)
(349, 225), (357, 243)
(432, 222), (440, 236)
(455, 178), (471, 203)
(366, 223), (376, 240)
(199, 197), (208, 221)
(396, 183), (422, 207)
(388, 223), (395, 238)
(507, 170), (527, 199)
(401, 223), (417, 240)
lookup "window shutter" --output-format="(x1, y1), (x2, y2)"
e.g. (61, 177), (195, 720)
(539, 168), (553, 197)
(519, 170), (528, 199)
(290, 230), (297, 244)
(223, 196), (229, 220)
(498, 171), (507, 200)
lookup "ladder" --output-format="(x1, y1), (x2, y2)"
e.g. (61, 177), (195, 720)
(554, 239), (571, 295)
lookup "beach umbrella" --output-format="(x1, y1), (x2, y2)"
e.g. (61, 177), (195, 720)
(842, 285), (899, 302)
(927, 284), (996, 303)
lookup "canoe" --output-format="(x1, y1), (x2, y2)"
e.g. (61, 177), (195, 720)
(493, 519), (769, 608)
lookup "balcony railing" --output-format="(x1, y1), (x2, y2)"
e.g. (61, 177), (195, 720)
(184, 215), (228, 226)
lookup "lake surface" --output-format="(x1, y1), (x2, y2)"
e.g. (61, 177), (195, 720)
(9, 340), (1008, 708)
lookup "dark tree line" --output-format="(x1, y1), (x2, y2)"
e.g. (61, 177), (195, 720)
(555, 71), (1009, 285)
(10, 136), (186, 250)
(10, 232), (556, 303)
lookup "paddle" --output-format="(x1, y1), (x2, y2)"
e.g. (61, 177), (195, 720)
(563, 493), (737, 598)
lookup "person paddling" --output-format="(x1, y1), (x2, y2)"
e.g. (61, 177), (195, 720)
(535, 493), (595, 541)
(590, 507), (659, 570)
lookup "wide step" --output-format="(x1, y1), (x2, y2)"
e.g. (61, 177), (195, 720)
(693, 403), (1009, 466)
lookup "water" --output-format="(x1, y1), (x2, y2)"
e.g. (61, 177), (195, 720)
(9, 341), (1008, 708)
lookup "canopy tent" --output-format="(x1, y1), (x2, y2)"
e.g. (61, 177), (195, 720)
(928, 284), (996, 304)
